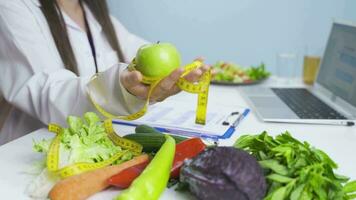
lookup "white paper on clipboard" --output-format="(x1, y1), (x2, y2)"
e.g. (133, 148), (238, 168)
(115, 99), (248, 137)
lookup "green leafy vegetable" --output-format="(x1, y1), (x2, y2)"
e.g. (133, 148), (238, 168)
(234, 131), (356, 200)
(33, 139), (51, 153)
(246, 63), (270, 80)
(33, 112), (133, 168)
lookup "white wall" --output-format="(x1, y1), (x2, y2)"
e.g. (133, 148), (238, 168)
(108, 0), (356, 74)
(345, 0), (356, 21)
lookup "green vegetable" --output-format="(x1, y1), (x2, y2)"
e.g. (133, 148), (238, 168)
(135, 124), (187, 141)
(123, 132), (186, 153)
(234, 131), (356, 200)
(116, 135), (176, 200)
(246, 63), (270, 80)
(135, 124), (162, 134)
(33, 112), (133, 168)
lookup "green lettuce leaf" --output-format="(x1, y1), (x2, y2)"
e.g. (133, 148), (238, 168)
(33, 112), (133, 168)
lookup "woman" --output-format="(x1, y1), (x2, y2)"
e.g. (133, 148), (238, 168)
(0, 0), (207, 145)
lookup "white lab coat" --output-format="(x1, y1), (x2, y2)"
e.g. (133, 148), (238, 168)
(0, 0), (148, 145)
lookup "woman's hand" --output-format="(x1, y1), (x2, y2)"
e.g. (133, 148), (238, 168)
(120, 63), (210, 102)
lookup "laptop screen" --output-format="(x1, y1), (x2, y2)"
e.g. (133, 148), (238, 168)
(317, 23), (356, 107)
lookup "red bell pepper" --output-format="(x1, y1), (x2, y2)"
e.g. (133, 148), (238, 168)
(107, 160), (150, 189)
(170, 137), (206, 179)
(107, 137), (206, 188)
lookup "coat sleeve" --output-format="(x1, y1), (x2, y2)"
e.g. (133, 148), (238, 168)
(0, 1), (144, 126)
(110, 15), (150, 62)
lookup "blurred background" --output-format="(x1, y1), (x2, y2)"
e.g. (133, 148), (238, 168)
(108, 0), (356, 75)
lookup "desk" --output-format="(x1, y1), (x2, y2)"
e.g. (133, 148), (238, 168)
(0, 80), (355, 199)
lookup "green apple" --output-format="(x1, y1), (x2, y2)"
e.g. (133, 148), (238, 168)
(135, 42), (181, 78)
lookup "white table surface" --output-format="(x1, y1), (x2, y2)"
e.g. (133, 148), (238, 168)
(1, 78), (355, 199)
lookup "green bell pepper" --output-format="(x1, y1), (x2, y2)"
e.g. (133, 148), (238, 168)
(115, 135), (176, 200)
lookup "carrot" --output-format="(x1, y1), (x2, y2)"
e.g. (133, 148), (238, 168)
(49, 154), (149, 200)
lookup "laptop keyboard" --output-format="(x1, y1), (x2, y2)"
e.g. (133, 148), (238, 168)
(272, 88), (347, 119)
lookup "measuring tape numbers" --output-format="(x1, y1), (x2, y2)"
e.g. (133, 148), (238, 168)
(89, 60), (211, 125)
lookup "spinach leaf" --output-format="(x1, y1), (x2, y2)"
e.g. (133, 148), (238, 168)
(234, 131), (356, 200)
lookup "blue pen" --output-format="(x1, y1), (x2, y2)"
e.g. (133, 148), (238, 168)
(233, 109), (250, 128)
(220, 109), (250, 139)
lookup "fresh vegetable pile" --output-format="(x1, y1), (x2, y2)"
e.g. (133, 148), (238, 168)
(109, 126), (208, 200)
(121, 127), (267, 200)
(234, 131), (356, 200)
(28, 112), (137, 199)
(28, 114), (356, 200)
(108, 125), (207, 187)
(212, 61), (270, 84)
(28, 114), (209, 200)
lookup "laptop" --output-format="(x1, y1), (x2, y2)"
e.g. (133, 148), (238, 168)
(240, 22), (356, 125)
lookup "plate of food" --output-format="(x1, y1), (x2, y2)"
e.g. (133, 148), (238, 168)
(211, 61), (270, 85)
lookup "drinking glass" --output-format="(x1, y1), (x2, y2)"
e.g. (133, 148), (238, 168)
(303, 56), (321, 85)
(276, 53), (297, 83)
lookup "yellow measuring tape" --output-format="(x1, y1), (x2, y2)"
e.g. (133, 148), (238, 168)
(89, 60), (211, 125)
(46, 121), (142, 179)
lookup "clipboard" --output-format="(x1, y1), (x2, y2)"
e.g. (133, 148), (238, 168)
(112, 100), (250, 141)
(112, 108), (249, 142)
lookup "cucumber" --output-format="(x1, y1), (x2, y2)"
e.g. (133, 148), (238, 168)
(135, 124), (187, 143)
(124, 132), (188, 153)
(124, 133), (165, 153)
(135, 124), (161, 134)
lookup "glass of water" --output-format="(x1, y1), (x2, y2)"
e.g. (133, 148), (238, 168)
(276, 53), (297, 83)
